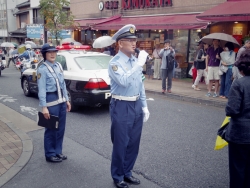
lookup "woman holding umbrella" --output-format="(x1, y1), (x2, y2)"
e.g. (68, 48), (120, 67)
(219, 42), (236, 98)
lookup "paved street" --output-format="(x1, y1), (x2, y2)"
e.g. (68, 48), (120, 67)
(0, 66), (228, 188)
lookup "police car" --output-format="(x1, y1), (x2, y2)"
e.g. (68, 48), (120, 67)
(21, 43), (112, 111)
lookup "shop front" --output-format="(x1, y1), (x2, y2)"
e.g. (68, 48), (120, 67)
(71, 0), (225, 78)
(197, 0), (250, 49)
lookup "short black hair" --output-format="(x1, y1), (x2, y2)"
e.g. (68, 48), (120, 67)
(164, 39), (171, 44)
(235, 49), (250, 76)
(225, 42), (234, 51)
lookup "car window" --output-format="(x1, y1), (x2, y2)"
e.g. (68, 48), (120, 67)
(74, 56), (112, 70)
(56, 55), (68, 70)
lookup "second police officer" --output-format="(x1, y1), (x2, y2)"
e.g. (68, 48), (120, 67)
(108, 24), (150, 188)
(37, 43), (71, 163)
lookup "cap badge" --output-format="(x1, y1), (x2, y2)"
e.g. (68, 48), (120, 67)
(129, 27), (135, 34)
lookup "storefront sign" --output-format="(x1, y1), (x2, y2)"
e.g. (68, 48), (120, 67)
(122, 0), (172, 9)
(27, 25), (44, 39)
(105, 1), (119, 9)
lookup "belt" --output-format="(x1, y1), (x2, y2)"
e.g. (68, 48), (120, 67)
(112, 94), (140, 101)
(155, 58), (161, 59)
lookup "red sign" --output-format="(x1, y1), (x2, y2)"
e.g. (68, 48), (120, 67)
(122, 0), (172, 9)
(105, 1), (119, 9)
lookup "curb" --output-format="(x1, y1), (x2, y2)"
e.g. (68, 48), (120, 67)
(146, 89), (227, 108)
(0, 118), (33, 187)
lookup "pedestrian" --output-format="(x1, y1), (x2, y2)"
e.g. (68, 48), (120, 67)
(225, 49), (250, 188)
(219, 42), (235, 99)
(205, 39), (223, 97)
(108, 24), (150, 188)
(37, 43), (71, 163)
(193, 42), (209, 91)
(7, 47), (14, 68)
(232, 40), (250, 81)
(146, 54), (154, 79)
(159, 39), (175, 93)
(192, 42), (203, 88)
(152, 44), (162, 80)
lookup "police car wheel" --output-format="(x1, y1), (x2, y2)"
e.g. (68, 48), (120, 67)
(67, 89), (78, 112)
(22, 78), (31, 96)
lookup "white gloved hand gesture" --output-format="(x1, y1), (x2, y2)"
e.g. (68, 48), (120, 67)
(137, 50), (148, 67)
(142, 107), (150, 122)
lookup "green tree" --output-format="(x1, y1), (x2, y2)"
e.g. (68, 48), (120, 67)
(39, 0), (77, 45)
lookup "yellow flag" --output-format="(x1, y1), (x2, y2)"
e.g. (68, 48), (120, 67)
(214, 116), (230, 150)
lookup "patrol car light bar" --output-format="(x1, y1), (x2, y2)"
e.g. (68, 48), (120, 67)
(84, 78), (108, 89)
(56, 42), (91, 51)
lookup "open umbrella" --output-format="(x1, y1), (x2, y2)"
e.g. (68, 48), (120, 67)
(1, 42), (15, 48)
(93, 36), (115, 48)
(25, 41), (37, 48)
(200, 33), (240, 47)
(11, 42), (18, 47)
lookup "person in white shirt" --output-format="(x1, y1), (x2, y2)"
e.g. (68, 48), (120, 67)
(7, 47), (14, 68)
(152, 44), (161, 79)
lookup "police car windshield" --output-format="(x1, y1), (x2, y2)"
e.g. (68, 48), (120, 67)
(75, 56), (112, 70)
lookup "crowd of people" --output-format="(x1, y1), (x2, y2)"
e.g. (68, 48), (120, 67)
(143, 38), (250, 98)
(192, 39), (250, 99)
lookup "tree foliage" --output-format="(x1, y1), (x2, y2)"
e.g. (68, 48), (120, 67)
(39, 0), (77, 44)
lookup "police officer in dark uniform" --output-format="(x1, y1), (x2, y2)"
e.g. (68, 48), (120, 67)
(108, 24), (150, 188)
(37, 43), (71, 163)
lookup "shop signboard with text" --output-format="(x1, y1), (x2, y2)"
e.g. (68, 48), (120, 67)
(121, 0), (172, 9)
(27, 25), (44, 39)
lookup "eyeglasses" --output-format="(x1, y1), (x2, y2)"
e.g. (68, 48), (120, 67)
(120, 39), (137, 43)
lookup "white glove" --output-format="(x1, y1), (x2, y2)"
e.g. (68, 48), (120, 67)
(137, 50), (148, 67)
(142, 107), (150, 122)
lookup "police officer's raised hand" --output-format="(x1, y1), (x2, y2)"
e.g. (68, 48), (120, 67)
(42, 107), (50, 119)
(137, 50), (148, 67)
(66, 101), (71, 112)
(142, 107), (150, 122)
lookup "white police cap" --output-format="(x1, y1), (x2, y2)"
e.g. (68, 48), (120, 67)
(112, 24), (137, 42)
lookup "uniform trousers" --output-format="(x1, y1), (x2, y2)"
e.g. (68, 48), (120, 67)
(153, 59), (161, 79)
(44, 92), (67, 157)
(161, 68), (173, 90)
(228, 142), (250, 188)
(110, 98), (143, 182)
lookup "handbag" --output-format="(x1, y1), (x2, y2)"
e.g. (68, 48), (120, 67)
(219, 64), (228, 73)
(214, 116), (230, 150)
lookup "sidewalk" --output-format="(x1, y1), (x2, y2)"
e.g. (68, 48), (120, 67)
(0, 104), (34, 187)
(144, 77), (227, 108)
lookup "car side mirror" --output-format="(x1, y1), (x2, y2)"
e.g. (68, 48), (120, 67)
(31, 64), (36, 69)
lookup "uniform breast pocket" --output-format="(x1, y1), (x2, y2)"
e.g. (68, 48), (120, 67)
(47, 74), (55, 84)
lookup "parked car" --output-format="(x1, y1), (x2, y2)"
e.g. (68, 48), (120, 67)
(21, 48), (112, 111)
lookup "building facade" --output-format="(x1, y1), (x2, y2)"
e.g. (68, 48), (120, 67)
(71, 0), (250, 78)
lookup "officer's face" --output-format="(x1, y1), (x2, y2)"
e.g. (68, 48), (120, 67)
(46, 51), (57, 63)
(119, 38), (137, 55)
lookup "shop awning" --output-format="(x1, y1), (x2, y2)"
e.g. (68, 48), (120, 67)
(91, 14), (208, 30)
(77, 15), (121, 29)
(196, 1), (250, 22)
